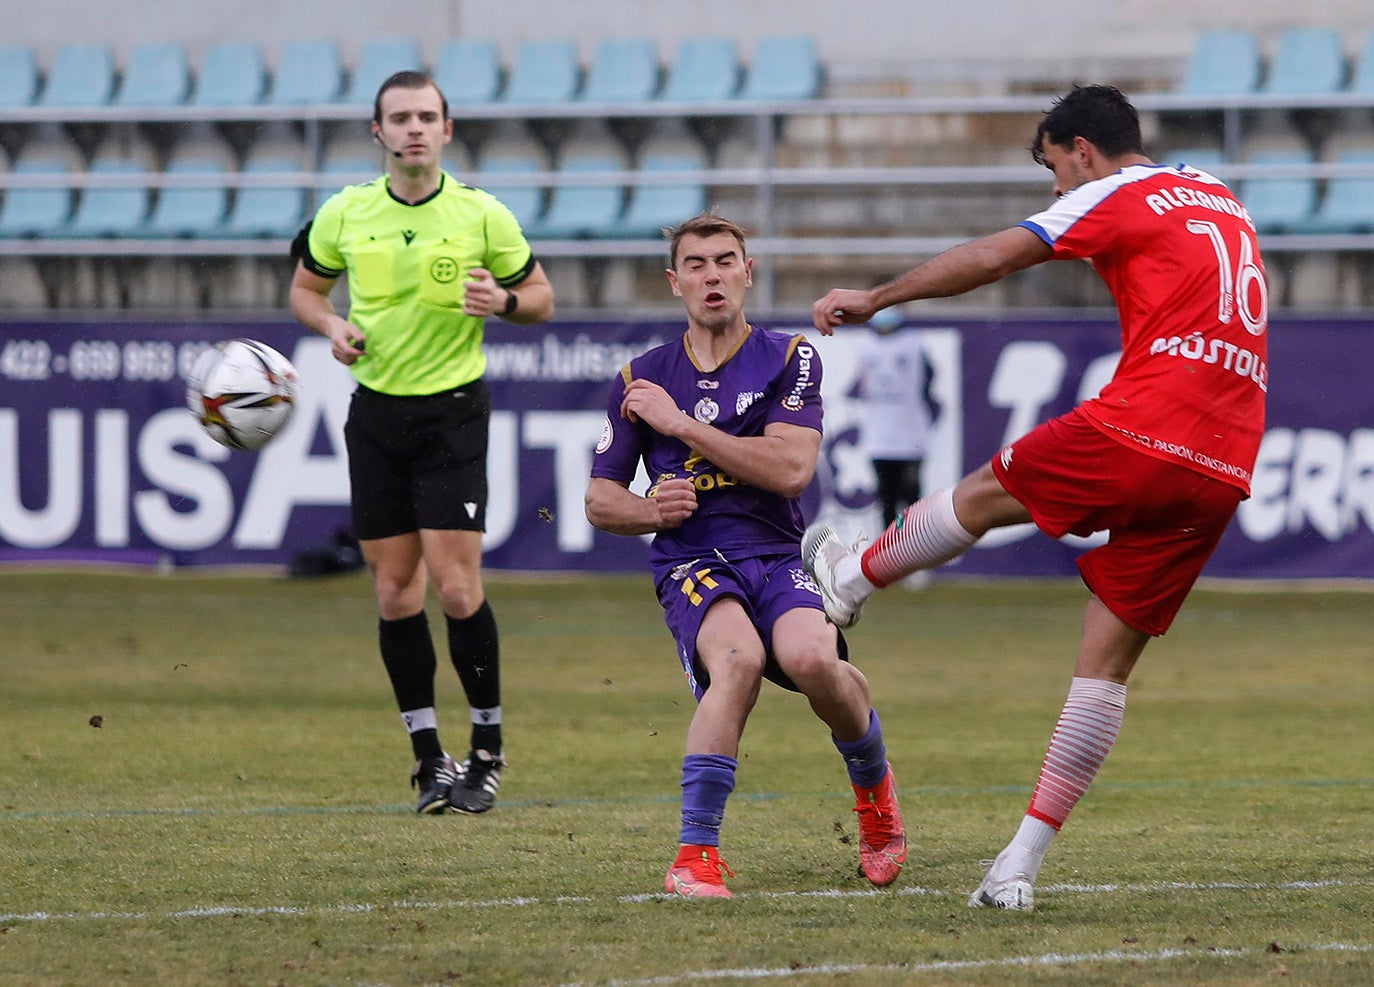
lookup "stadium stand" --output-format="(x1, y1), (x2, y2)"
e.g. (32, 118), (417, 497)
(662, 36), (741, 102)
(265, 39), (343, 105)
(535, 151), (627, 238)
(610, 150), (709, 238)
(582, 37), (660, 103)
(65, 159), (153, 237)
(222, 153), (308, 238)
(1177, 29), (1262, 96)
(434, 39), (503, 105)
(141, 157), (230, 238)
(0, 45), (39, 107)
(191, 42), (267, 106)
(38, 42), (116, 107)
(1239, 149), (1319, 233)
(1301, 148), (1374, 233)
(504, 39), (582, 104)
(740, 34), (822, 101)
(115, 42), (191, 107)
(343, 37), (423, 106)
(0, 157), (73, 236)
(1265, 27), (1347, 95)
(1352, 30), (1374, 95)
(474, 149), (547, 233)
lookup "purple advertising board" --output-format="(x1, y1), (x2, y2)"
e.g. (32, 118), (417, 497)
(0, 315), (1370, 578)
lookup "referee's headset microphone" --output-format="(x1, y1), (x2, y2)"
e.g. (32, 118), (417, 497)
(373, 132), (404, 158)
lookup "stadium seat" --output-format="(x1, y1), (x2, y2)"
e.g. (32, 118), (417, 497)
(1351, 31), (1374, 95)
(610, 152), (707, 237)
(344, 37), (423, 105)
(65, 160), (153, 237)
(38, 42), (115, 107)
(1177, 29), (1262, 96)
(504, 39), (581, 104)
(0, 158), (73, 236)
(1265, 27), (1346, 95)
(316, 154), (377, 205)
(474, 152), (546, 233)
(536, 154), (625, 238)
(581, 38), (659, 102)
(222, 156), (307, 238)
(1164, 148), (1227, 171)
(266, 39), (343, 105)
(116, 42), (191, 106)
(1238, 150), (1318, 233)
(0, 45), (39, 107)
(740, 35), (821, 101)
(192, 42), (267, 106)
(662, 37), (740, 102)
(434, 39), (503, 105)
(1297, 150), (1374, 234)
(142, 159), (230, 237)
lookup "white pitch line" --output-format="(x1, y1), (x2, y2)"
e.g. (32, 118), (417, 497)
(0, 877), (1363, 926)
(569, 942), (1374, 987)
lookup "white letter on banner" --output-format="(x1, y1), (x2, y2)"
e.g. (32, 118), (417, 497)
(234, 338), (351, 549)
(1288, 428), (1346, 541)
(523, 411), (604, 552)
(135, 409), (233, 550)
(1339, 428), (1374, 536)
(1237, 428), (1291, 541)
(979, 342), (1067, 548)
(95, 409), (129, 546)
(483, 410), (518, 550)
(0, 408), (82, 548)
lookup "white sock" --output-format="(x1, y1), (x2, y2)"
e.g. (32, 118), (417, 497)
(990, 815), (1058, 884)
(401, 706), (438, 733)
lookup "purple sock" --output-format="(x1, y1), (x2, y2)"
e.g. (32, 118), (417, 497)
(679, 753), (737, 846)
(833, 709), (888, 788)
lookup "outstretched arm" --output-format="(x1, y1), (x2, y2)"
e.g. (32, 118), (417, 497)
(812, 226), (1052, 334)
(585, 476), (698, 536)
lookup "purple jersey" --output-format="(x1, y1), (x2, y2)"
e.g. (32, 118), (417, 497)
(591, 326), (824, 568)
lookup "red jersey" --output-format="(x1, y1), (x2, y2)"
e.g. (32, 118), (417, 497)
(1020, 163), (1268, 494)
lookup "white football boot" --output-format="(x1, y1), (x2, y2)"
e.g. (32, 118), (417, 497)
(800, 524), (868, 628)
(968, 853), (1035, 911)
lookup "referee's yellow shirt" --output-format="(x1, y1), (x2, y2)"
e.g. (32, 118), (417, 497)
(304, 171), (536, 395)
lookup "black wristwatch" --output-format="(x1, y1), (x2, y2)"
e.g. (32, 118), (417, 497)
(502, 289), (519, 315)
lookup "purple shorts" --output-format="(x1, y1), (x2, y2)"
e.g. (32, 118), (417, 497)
(654, 551), (849, 701)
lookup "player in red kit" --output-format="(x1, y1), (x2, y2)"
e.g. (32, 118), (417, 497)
(801, 85), (1268, 911)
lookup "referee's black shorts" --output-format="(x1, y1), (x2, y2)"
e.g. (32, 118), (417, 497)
(344, 379), (491, 540)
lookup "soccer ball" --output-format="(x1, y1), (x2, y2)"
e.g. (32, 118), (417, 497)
(186, 338), (299, 451)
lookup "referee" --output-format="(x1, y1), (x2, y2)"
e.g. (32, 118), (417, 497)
(290, 70), (554, 814)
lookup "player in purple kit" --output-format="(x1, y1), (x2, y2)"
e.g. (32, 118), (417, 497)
(585, 214), (907, 898)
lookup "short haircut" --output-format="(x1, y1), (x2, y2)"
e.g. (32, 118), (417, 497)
(373, 70), (449, 124)
(1032, 84), (1143, 165)
(665, 213), (749, 269)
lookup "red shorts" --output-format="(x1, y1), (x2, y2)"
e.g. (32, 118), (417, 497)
(990, 408), (1245, 636)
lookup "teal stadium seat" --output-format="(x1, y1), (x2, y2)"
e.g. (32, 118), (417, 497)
(142, 160), (229, 237)
(611, 153), (707, 237)
(0, 46), (39, 107)
(316, 156), (376, 206)
(344, 37), (423, 105)
(1351, 32), (1374, 95)
(193, 42), (266, 106)
(1264, 27), (1345, 95)
(1238, 150), (1318, 233)
(39, 42), (115, 106)
(741, 35), (821, 101)
(65, 160), (152, 237)
(475, 153), (546, 233)
(662, 37), (740, 102)
(434, 40), (503, 104)
(1298, 150), (1374, 234)
(1166, 148), (1227, 171)
(222, 157), (306, 237)
(536, 154), (625, 238)
(116, 42), (190, 106)
(266, 39), (343, 104)
(504, 40), (581, 104)
(0, 159), (73, 236)
(582, 38), (659, 102)
(1178, 29), (1262, 96)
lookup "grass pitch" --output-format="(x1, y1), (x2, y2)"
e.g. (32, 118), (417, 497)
(1, 569), (1370, 986)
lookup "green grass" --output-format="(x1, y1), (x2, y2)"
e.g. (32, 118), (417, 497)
(1, 570), (1370, 986)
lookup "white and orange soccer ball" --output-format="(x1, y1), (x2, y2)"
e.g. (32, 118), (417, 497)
(186, 338), (299, 451)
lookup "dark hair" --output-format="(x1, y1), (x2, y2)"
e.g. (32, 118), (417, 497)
(373, 70), (448, 123)
(1031, 84), (1143, 165)
(665, 213), (749, 268)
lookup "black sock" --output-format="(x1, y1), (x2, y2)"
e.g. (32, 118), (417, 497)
(379, 612), (442, 759)
(446, 601), (502, 754)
